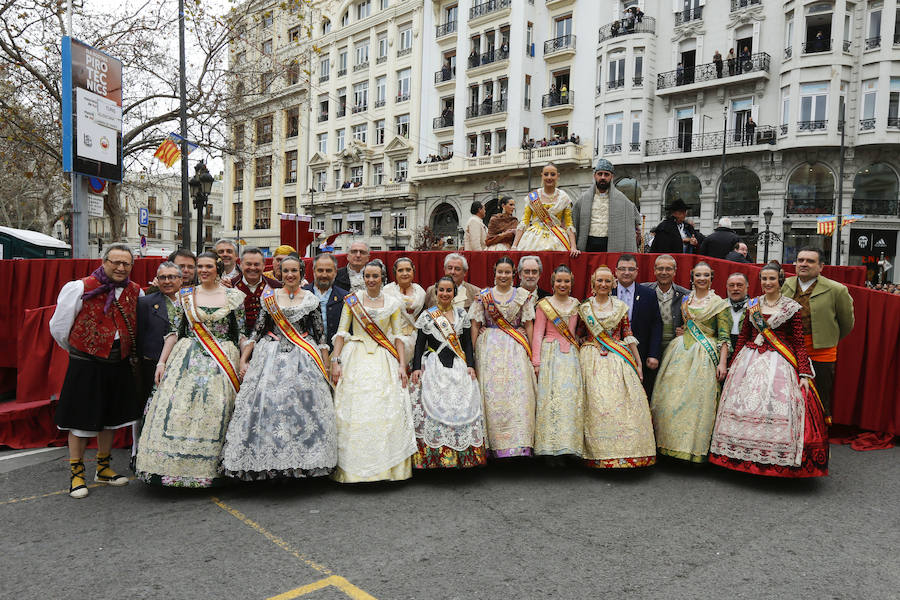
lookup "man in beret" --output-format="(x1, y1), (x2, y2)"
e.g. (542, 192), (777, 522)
(572, 158), (641, 252)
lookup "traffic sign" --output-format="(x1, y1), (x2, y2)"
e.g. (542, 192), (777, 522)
(140, 235), (147, 248)
(138, 207), (149, 226)
(88, 194), (104, 218)
(138, 225), (148, 236)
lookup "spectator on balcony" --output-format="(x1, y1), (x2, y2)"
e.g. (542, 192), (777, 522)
(464, 201), (488, 251)
(560, 84), (568, 103)
(699, 217), (740, 260)
(713, 50), (723, 78)
(441, 60), (452, 80)
(743, 117), (757, 145)
(814, 31), (825, 52)
(501, 40), (509, 55)
(549, 84), (559, 103)
(676, 63), (684, 86)
(573, 158), (641, 254)
(634, 7), (644, 23)
(610, 20), (620, 37)
(727, 49), (736, 76)
(739, 46), (751, 74)
(482, 91), (493, 109)
(624, 11), (635, 32)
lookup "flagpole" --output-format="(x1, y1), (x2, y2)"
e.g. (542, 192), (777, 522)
(178, 0), (191, 252)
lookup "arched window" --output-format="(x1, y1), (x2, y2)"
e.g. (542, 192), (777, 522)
(720, 168), (760, 216)
(430, 202), (459, 238)
(852, 163), (899, 215)
(786, 162), (834, 214)
(664, 172), (702, 217)
(615, 177), (642, 209)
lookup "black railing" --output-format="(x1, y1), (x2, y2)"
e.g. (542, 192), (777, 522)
(860, 118), (876, 130)
(544, 34), (575, 55)
(336, 107), (346, 118)
(435, 68), (456, 83)
(633, 76), (644, 86)
(541, 90), (574, 108)
(851, 198), (900, 216)
(797, 120), (827, 131)
(780, 124), (788, 135)
(608, 78), (625, 90)
(376, 56), (387, 64)
(469, 0), (511, 20)
(802, 38), (832, 54)
(352, 104), (367, 114)
(598, 16), (655, 43)
(353, 62), (369, 72)
(468, 48), (509, 69)
(603, 143), (622, 153)
(374, 99), (385, 108)
(784, 46), (792, 59)
(629, 142), (641, 152)
(319, 74), (329, 83)
(657, 52), (770, 89)
(433, 115), (454, 129)
(397, 47), (412, 57)
(843, 40), (851, 52)
(895, 33), (900, 45)
(397, 92), (410, 102)
(465, 99), (508, 119)
(675, 7), (702, 24)
(337, 68), (347, 76)
(865, 37), (881, 50)
(644, 125), (776, 156)
(730, 0), (761, 10)
(318, 113), (328, 123)
(436, 21), (457, 37)
(786, 196), (834, 215)
(888, 117), (900, 128)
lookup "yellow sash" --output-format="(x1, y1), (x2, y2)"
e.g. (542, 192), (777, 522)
(537, 298), (580, 349)
(261, 288), (330, 384)
(528, 191), (572, 251)
(344, 293), (401, 362)
(180, 287), (241, 393)
(424, 306), (466, 362)
(481, 288), (533, 359)
(578, 302), (640, 376)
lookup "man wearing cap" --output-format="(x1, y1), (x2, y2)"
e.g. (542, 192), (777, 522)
(265, 244), (297, 281)
(650, 199), (699, 254)
(572, 158), (641, 253)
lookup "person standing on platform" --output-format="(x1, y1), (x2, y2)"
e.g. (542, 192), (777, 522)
(725, 272), (750, 350)
(463, 201), (488, 251)
(384, 257), (427, 366)
(168, 248), (197, 287)
(335, 241), (369, 292)
(303, 253), (348, 352)
(612, 254), (662, 396)
(485, 197), (518, 251)
(424, 253), (481, 310)
(264, 244), (297, 281)
(572, 159), (641, 253)
(215, 238), (241, 282)
(781, 247), (855, 417)
(699, 217), (740, 260)
(517, 255), (551, 306)
(50, 244), (143, 498)
(649, 199), (699, 254)
(511, 162), (580, 256)
(725, 241), (752, 263)
(642, 254), (689, 361)
(231, 247), (282, 337)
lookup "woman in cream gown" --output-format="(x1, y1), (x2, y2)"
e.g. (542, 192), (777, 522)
(651, 262), (732, 463)
(329, 260), (416, 483)
(382, 257), (426, 366)
(578, 266), (656, 468)
(511, 163), (579, 256)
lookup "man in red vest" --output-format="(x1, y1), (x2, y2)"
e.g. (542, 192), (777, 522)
(230, 246), (282, 336)
(50, 244), (143, 498)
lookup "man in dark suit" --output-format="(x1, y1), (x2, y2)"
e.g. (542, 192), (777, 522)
(517, 255), (551, 305)
(642, 254), (690, 358)
(725, 241), (752, 263)
(649, 199), (699, 254)
(304, 253), (349, 351)
(335, 241), (370, 292)
(699, 217), (740, 259)
(612, 254), (662, 396)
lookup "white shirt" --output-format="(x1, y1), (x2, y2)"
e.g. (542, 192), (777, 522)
(463, 215), (487, 251)
(241, 276), (262, 292)
(588, 190), (610, 237)
(617, 282), (635, 320)
(729, 306), (745, 335)
(347, 266), (365, 291)
(799, 276), (818, 292)
(223, 267), (240, 281)
(49, 280), (145, 351)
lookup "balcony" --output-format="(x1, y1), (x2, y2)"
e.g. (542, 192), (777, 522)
(784, 46), (792, 59)
(786, 196), (834, 215)
(434, 67), (456, 85)
(603, 143), (622, 154)
(353, 62), (369, 72)
(465, 99), (508, 120)
(607, 78), (625, 91)
(860, 118), (876, 131)
(319, 74), (329, 83)
(397, 47), (412, 57)
(469, 0), (511, 23)
(644, 126), (776, 157)
(675, 7), (702, 25)
(656, 52), (770, 94)
(865, 37), (881, 50)
(337, 68), (347, 77)
(352, 104), (367, 114)
(598, 16), (655, 43)
(541, 91), (574, 115)
(851, 197), (900, 216)
(376, 56), (387, 64)
(802, 38), (832, 54)
(797, 120), (827, 132)
(318, 113), (328, 123)
(543, 34), (576, 60)
(436, 21), (457, 38)
(335, 107), (346, 118)
(467, 48), (509, 74)
(433, 115), (454, 129)
(397, 92), (410, 103)
(889, 117), (900, 128)
(545, 0), (575, 6)
(411, 143), (591, 181)
(629, 142), (641, 152)
(633, 76), (643, 87)
(374, 99), (385, 108)
(730, 0), (761, 10)
(314, 182), (416, 206)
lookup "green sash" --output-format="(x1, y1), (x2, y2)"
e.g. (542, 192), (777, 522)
(682, 297), (719, 365)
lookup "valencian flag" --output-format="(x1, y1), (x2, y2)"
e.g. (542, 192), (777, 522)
(841, 214), (864, 227)
(816, 216), (837, 236)
(153, 132), (198, 168)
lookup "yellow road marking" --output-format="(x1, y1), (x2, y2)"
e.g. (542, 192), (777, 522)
(1, 477), (136, 506)
(267, 575), (378, 600)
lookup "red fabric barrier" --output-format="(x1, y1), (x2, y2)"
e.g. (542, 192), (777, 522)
(17, 306), (70, 404)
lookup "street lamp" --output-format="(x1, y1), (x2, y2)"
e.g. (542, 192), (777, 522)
(744, 209), (792, 263)
(308, 187), (317, 257)
(188, 161), (214, 255)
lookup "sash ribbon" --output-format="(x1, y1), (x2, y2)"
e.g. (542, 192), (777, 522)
(180, 287), (241, 393)
(344, 294), (401, 363)
(481, 289), (532, 359)
(528, 191), (572, 251)
(262, 288), (330, 384)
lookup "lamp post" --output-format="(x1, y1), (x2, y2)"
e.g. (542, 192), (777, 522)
(188, 161), (214, 255)
(716, 105), (728, 220)
(744, 209), (792, 263)
(308, 187), (317, 257)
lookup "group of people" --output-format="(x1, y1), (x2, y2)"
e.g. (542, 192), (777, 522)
(608, 6), (644, 37)
(50, 227), (854, 497)
(521, 134), (581, 149)
(417, 152), (452, 164)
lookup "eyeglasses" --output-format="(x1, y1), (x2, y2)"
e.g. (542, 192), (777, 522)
(157, 275), (180, 281)
(105, 260), (133, 268)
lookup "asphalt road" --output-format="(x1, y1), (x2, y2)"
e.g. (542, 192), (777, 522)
(2, 444), (898, 600)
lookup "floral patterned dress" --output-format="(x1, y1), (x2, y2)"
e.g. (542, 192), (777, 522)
(709, 296), (829, 477)
(136, 287), (246, 487)
(651, 292), (732, 463)
(516, 188), (575, 252)
(221, 291), (337, 480)
(470, 287), (537, 457)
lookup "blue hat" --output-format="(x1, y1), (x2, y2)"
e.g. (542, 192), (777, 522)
(594, 158), (615, 174)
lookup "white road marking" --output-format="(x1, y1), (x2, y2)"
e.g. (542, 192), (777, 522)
(0, 448), (64, 461)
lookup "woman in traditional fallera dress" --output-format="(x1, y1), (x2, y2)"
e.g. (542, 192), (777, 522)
(531, 265), (584, 457)
(651, 262), (732, 463)
(383, 257), (426, 366)
(221, 255), (337, 480)
(136, 253), (247, 487)
(330, 259), (417, 483)
(410, 276), (487, 469)
(485, 197), (518, 251)
(578, 266), (656, 468)
(470, 257), (537, 457)
(511, 163), (580, 256)
(709, 263), (829, 477)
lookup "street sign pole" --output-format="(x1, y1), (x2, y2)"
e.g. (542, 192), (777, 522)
(71, 175), (89, 258)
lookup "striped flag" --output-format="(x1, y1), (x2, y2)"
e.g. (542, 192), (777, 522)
(841, 214), (864, 227)
(153, 132), (198, 168)
(816, 216), (837, 236)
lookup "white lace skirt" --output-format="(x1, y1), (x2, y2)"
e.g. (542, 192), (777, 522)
(413, 352), (485, 451)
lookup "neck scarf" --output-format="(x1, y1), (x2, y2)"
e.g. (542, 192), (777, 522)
(730, 297), (747, 311)
(82, 266), (130, 314)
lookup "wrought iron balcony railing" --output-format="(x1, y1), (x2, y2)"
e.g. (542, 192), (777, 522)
(541, 90), (574, 108)
(544, 34), (575, 55)
(433, 115), (454, 129)
(865, 37), (881, 50)
(860, 118), (876, 131)
(730, 0), (761, 11)
(644, 125), (776, 156)
(657, 52), (770, 90)
(469, 0), (511, 20)
(598, 16), (655, 43)
(797, 120), (827, 131)
(802, 38), (832, 54)
(435, 68), (456, 84)
(675, 7), (702, 24)
(465, 99), (508, 119)
(436, 21), (457, 38)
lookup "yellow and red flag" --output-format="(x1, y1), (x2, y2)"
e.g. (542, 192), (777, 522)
(153, 132), (198, 168)
(816, 216), (837, 236)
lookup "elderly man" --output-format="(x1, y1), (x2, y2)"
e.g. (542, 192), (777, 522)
(424, 253), (481, 309)
(231, 246), (282, 335)
(463, 201), (488, 251)
(612, 254), (662, 395)
(335, 241), (369, 291)
(572, 158), (641, 253)
(215, 238), (241, 282)
(168, 248), (197, 287)
(725, 272), (750, 350)
(303, 253), (348, 351)
(642, 254), (689, 359)
(725, 241), (751, 263)
(49, 244), (143, 498)
(264, 244), (297, 281)
(700, 217), (740, 260)
(517, 255), (550, 304)
(782, 247), (855, 416)
(650, 200), (699, 254)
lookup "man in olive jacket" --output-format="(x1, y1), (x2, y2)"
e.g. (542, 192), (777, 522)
(782, 247), (855, 416)
(572, 158), (640, 253)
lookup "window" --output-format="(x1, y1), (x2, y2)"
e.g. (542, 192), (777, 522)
(787, 162), (835, 214)
(255, 156), (272, 188)
(372, 163), (384, 185)
(861, 79), (877, 129)
(337, 129), (346, 151)
(349, 215), (365, 234)
(868, 7), (882, 46)
(524, 75), (531, 109)
(397, 68), (411, 100)
(353, 82), (368, 111)
(852, 163), (899, 214)
(315, 218), (326, 232)
(317, 133), (328, 154)
(233, 162), (244, 191)
(288, 26), (302, 43)
(262, 39), (273, 55)
(337, 89), (347, 115)
(286, 61), (300, 85)
(445, 5), (458, 24)
(608, 52), (626, 89)
(526, 22), (534, 56)
(350, 166), (364, 186)
(392, 212), (407, 230)
(147, 196), (157, 213)
(356, 0), (371, 20)
(633, 50), (643, 85)
(380, 0), (388, 8)
(664, 172), (702, 217)
(554, 15), (572, 40)
(889, 78), (900, 126)
(338, 49), (348, 74)
(319, 96), (329, 121)
(630, 111), (641, 151)
(781, 87), (790, 133)
(375, 76), (386, 106)
(315, 170), (327, 191)
(147, 220), (157, 238)
(378, 34), (388, 60)
(286, 107), (299, 137)
(785, 15), (794, 53)
(233, 123), (244, 150)
(255, 115), (273, 144)
(370, 214), (382, 234)
(254, 199), (271, 229)
(799, 81), (828, 129)
(468, 134), (477, 156)
(204, 225), (213, 243)
(260, 71), (273, 93)
(356, 41), (369, 66)
(232, 202), (243, 231)
(319, 57), (330, 81)
(262, 12), (273, 28)
(341, 11), (349, 27)
(322, 19), (331, 35)
(352, 123), (367, 143)
(497, 129), (507, 153)
(395, 160), (408, 182)
(334, 169), (342, 188)
(396, 114), (410, 138)
(720, 168), (761, 216)
(332, 216), (343, 233)
(399, 27), (413, 53)
(283, 196), (297, 213)
(285, 150), (298, 183)
(605, 112), (623, 151)
(375, 119), (385, 144)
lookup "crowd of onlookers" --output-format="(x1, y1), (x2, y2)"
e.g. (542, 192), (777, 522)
(865, 281), (900, 294)
(521, 134), (582, 149)
(416, 153), (453, 164)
